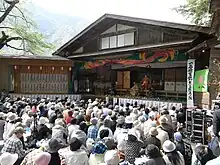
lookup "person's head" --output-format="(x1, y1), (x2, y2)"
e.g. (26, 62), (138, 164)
(0, 153), (18, 165)
(70, 137), (82, 151)
(34, 152), (51, 165)
(174, 132), (182, 142)
(47, 138), (63, 153)
(14, 126), (25, 138)
(79, 121), (87, 132)
(100, 129), (109, 139)
(70, 118), (77, 125)
(195, 145), (209, 162)
(145, 108), (150, 115)
(68, 110), (73, 117)
(90, 118), (98, 125)
(162, 140), (181, 165)
(146, 144), (162, 159)
(103, 118), (112, 128)
(160, 109), (169, 116)
(149, 127), (158, 137)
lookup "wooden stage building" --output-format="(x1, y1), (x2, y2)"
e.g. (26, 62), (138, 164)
(54, 14), (215, 107)
(0, 54), (73, 95)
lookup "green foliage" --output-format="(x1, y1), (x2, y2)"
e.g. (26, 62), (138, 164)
(0, 0), (55, 55)
(12, 25), (55, 54)
(174, 0), (212, 26)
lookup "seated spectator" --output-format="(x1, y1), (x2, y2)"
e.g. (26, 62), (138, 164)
(1, 127), (27, 165)
(144, 127), (161, 149)
(64, 137), (89, 165)
(87, 118), (98, 140)
(162, 140), (185, 165)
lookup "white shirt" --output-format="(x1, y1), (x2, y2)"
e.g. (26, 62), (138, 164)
(206, 156), (220, 165)
(64, 149), (89, 165)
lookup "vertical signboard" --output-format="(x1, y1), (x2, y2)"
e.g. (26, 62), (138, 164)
(187, 59), (196, 108)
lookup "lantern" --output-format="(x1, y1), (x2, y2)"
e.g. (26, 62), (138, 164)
(52, 67), (55, 71)
(69, 67), (72, 71)
(27, 66), (30, 70)
(61, 67), (64, 71)
(14, 65), (17, 70)
(40, 66), (43, 70)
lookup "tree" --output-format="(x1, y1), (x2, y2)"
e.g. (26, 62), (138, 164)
(0, 0), (54, 54)
(174, 0), (212, 26)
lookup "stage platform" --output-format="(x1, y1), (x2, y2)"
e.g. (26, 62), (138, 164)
(8, 93), (81, 100)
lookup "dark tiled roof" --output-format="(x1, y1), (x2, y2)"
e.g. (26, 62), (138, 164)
(0, 54), (70, 61)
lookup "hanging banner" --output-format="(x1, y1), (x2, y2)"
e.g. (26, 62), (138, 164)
(194, 69), (209, 92)
(187, 59), (196, 108)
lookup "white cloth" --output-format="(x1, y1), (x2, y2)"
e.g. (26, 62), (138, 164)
(63, 149), (89, 165)
(68, 124), (80, 140)
(156, 127), (169, 145)
(143, 119), (154, 135)
(3, 122), (14, 140)
(114, 128), (128, 152)
(205, 155), (220, 165)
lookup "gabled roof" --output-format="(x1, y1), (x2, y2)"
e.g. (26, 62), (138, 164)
(53, 13), (210, 56)
(0, 54), (71, 61)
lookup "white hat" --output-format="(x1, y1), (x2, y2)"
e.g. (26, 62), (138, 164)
(162, 140), (176, 153)
(39, 117), (49, 125)
(149, 127), (158, 136)
(7, 113), (17, 122)
(88, 99), (92, 103)
(125, 116), (133, 124)
(0, 153), (18, 165)
(86, 138), (94, 151)
(104, 150), (120, 165)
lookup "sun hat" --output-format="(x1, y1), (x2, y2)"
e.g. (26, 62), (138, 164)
(125, 116), (133, 124)
(14, 127), (25, 134)
(55, 118), (65, 127)
(174, 132), (183, 142)
(149, 127), (158, 136)
(34, 152), (51, 165)
(0, 152), (18, 165)
(86, 138), (95, 151)
(39, 117), (49, 125)
(162, 140), (176, 153)
(92, 141), (107, 154)
(104, 150), (120, 165)
(103, 137), (115, 150)
(47, 138), (63, 153)
(90, 118), (98, 125)
(7, 112), (17, 122)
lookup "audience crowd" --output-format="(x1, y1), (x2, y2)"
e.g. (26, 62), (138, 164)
(0, 96), (218, 165)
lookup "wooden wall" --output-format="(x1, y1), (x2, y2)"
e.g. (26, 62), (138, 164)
(14, 65), (71, 94)
(0, 61), (9, 92)
(0, 58), (73, 94)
